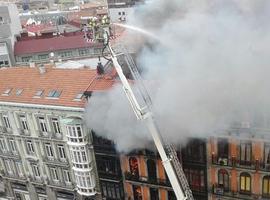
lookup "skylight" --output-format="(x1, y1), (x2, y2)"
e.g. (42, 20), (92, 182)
(34, 90), (44, 97)
(2, 88), (12, 96)
(47, 90), (61, 98)
(16, 89), (23, 96)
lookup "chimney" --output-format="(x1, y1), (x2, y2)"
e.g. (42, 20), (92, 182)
(38, 64), (46, 74)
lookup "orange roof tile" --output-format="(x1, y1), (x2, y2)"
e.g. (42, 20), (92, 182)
(0, 66), (115, 108)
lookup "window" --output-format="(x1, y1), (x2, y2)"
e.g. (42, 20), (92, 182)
(264, 143), (270, 164)
(8, 139), (16, 153)
(47, 90), (61, 98)
(218, 138), (229, 159)
(0, 138), (7, 152)
(79, 49), (89, 56)
(118, 12), (121, 15)
(32, 165), (40, 177)
(70, 146), (87, 163)
(263, 176), (270, 197)
(59, 51), (72, 58)
(184, 168), (206, 192)
(240, 141), (252, 165)
(16, 89), (23, 96)
(19, 115), (28, 130)
(16, 162), (24, 177)
(26, 140), (35, 154)
(240, 172), (251, 194)
(45, 143), (54, 158)
(150, 188), (159, 200)
(2, 88), (12, 96)
(38, 54), (49, 60)
(21, 56), (32, 62)
(218, 169), (229, 191)
(51, 118), (61, 134)
(0, 17), (3, 23)
(122, 11), (125, 15)
(147, 159), (157, 182)
(2, 114), (10, 128)
(57, 144), (66, 159)
(63, 170), (71, 183)
(183, 139), (206, 163)
(66, 125), (84, 142)
(5, 160), (13, 174)
(34, 90), (44, 97)
(50, 168), (59, 181)
(74, 92), (84, 101)
(38, 117), (47, 133)
(167, 190), (176, 200)
(132, 185), (142, 200)
(129, 157), (139, 178)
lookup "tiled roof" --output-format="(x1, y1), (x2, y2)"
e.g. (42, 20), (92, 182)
(0, 66), (115, 108)
(24, 24), (55, 34)
(14, 33), (103, 55)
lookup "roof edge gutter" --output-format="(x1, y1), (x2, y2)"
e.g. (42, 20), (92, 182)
(0, 101), (85, 112)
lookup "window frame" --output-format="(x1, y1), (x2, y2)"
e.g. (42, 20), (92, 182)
(26, 140), (35, 154)
(240, 172), (251, 194)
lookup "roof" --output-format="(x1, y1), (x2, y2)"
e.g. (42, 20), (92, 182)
(0, 65), (115, 108)
(14, 33), (103, 55)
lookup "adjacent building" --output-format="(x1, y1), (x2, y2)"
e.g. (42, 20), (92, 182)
(0, 64), (115, 200)
(14, 32), (103, 65)
(209, 127), (270, 200)
(0, 3), (22, 67)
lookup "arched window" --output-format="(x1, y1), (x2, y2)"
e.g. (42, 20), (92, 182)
(263, 176), (270, 197)
(129, 157), (139, 178)
(147, 159), (157, 183)
(218, 169), (229, 191)
(240, 172), (251, 194)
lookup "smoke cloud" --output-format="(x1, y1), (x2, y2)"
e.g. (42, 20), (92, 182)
(85, 0), (270, 151)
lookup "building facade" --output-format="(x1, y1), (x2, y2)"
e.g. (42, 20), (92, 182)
(0, 65), (115, 200)
(119, 138), (208, 200)
(209, 128), (270, 200)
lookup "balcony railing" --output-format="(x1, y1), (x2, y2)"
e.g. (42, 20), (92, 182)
(124, 171), (171, 187)
(212, 155), (270, 171)
(212, 184), (260, 199)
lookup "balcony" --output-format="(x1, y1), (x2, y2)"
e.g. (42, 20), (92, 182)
(212, 155), (257, 170)
(18, 128), (30, 136)
(124, 171), (171, 187)
(212, 184), (259, 200)
(39, 131), (52, 138)
(42, 156), (69, 166)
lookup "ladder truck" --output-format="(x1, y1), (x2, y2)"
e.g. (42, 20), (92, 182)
(83, 19), (194, 200)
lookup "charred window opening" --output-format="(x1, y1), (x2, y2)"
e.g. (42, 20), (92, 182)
(129, 157), (139, 178)
(218, 138), (229, 159)
(182, 139), (206, 163)
(184, 168), (206, 192)
(167, 190), (176, 200)
(150, 188), (159, 200)
(218, 169), (229, 191)
(132, 185), (142, 200)
(147, 159), (157, 183)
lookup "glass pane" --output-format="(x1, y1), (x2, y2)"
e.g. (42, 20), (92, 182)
(240, 176), (245, 190)
(246, 176), (250, 191)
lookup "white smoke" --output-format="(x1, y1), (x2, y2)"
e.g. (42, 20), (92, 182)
(85, 0), (270, 151)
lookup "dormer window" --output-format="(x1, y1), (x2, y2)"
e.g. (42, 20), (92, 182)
(2, 88), (12, 96)
(47, 90), (61, 98)
(34, 89), (44, 98)
(74, 92), (84, 101)
(16, 89), (23, 96)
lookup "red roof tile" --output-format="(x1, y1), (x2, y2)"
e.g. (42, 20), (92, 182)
(14, 33), (103, 55)
(0, 66), (115, 108)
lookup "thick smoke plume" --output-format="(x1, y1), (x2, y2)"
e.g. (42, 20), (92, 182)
(85, 0), (270, 151)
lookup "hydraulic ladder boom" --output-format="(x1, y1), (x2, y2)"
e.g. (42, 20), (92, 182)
(107, 44), (194, 200)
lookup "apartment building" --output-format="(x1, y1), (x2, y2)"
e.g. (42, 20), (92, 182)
(0, 64), (115, 200)
(14, 32), (103, 65)
(0, 3), (22, 67)
(120, 138), (208, 200)
(209, 127), (270, 200)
